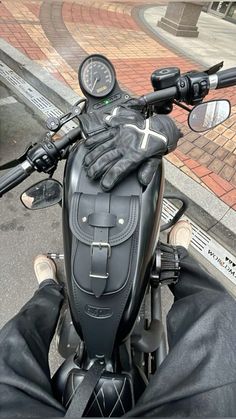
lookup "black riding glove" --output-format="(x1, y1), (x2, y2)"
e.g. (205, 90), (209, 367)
(78, 108), (111, 140)
(82, 106), (182, 191)
(78, 99), (145, 139)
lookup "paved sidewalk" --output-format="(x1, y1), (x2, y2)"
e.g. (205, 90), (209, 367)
(0, 0), (236, 210)
(144, 6), (236, 70)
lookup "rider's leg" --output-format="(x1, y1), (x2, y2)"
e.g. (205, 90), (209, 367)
(128, 221), (236, 417)
(0, 256), (65, 417)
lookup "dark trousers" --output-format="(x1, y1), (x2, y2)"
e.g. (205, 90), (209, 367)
(0, 248), (236, 417)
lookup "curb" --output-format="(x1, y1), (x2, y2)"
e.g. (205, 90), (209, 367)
(0, 39), (79, 112)
(0, 39), (235, 255)
(164, 161), (235, 254)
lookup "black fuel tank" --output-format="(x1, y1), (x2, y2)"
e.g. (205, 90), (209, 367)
(62, 143), (164, 358)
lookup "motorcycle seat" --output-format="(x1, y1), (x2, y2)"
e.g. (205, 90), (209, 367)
(63, 368), (134, 417)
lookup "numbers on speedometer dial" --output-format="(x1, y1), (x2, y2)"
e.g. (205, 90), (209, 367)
(79, 55), (116, 98)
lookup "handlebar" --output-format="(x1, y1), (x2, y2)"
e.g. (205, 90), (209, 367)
(0, 66), (236, 197)
(0, 126), (82, 197)
(140, 67), (236, 107)
(0, 161), (33, 197)
(53, 126), (81, 151)
(139, 87), (177, 106)
(214, 68), (236, 89)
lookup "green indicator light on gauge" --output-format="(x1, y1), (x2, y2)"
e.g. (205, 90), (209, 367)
(104, 99), (110, 105)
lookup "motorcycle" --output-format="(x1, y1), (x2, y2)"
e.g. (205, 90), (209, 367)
(0, 54), (235, 417)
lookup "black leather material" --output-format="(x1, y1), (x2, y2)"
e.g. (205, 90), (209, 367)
(138, 157), (161, 186)
(63, 369), (134, 417)
(90, 193), (110, 298)
(83, 107), (182, 191)
(88, 213), (117, 228)
(69, 192), (139, 295)
(65, 361), (105, 417)
(63, 142), (154, 358)
(78, 103), (182, 191)
(78, 108), (108, 137)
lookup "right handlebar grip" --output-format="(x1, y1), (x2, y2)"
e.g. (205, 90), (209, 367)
(0, 161), (33, 197)
(216, 68), (236, 89)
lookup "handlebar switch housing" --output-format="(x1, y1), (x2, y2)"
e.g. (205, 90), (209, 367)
(27, 137), (61, 174)
(182, 71), (210, 105)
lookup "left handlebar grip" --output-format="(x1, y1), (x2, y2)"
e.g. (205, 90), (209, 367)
(0, 160), (33, 197)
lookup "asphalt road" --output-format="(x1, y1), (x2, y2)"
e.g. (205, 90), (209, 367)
(0, 81), (65, 372)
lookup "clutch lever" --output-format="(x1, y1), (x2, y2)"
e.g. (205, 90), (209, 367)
(205, 61), (224, 75)
(0, 142), (36, 171)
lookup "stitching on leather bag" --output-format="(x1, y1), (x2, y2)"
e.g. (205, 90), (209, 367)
(69, 194), (139, 246)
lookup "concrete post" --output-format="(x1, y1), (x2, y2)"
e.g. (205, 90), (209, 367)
(157, 2), (203, 37)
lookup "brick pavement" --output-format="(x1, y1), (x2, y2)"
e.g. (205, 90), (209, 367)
(0, 0), (236, 209)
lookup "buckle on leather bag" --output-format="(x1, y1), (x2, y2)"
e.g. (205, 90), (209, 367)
(90, 242), (111, 258)
(89, 242), (111, 282)
(89, 273), (109, 279)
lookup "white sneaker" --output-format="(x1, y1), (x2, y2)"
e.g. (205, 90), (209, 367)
(34, 254), (57, 285)
(168, 220), (192, 249)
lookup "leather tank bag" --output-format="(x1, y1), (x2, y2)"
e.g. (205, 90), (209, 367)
(69, 189), (140, 359)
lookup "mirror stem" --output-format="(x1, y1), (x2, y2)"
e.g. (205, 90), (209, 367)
(173, 101), (191, 112)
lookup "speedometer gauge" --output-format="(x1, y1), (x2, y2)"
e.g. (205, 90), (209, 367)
(78, 55), (116, 98)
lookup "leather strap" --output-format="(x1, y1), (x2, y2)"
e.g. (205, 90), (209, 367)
(88, 212), (116, 228)
(65, 360), (104, 417)
(90, 193), (111, 298)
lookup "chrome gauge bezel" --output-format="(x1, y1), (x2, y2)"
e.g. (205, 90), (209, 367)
(78, 54), (116, 98)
